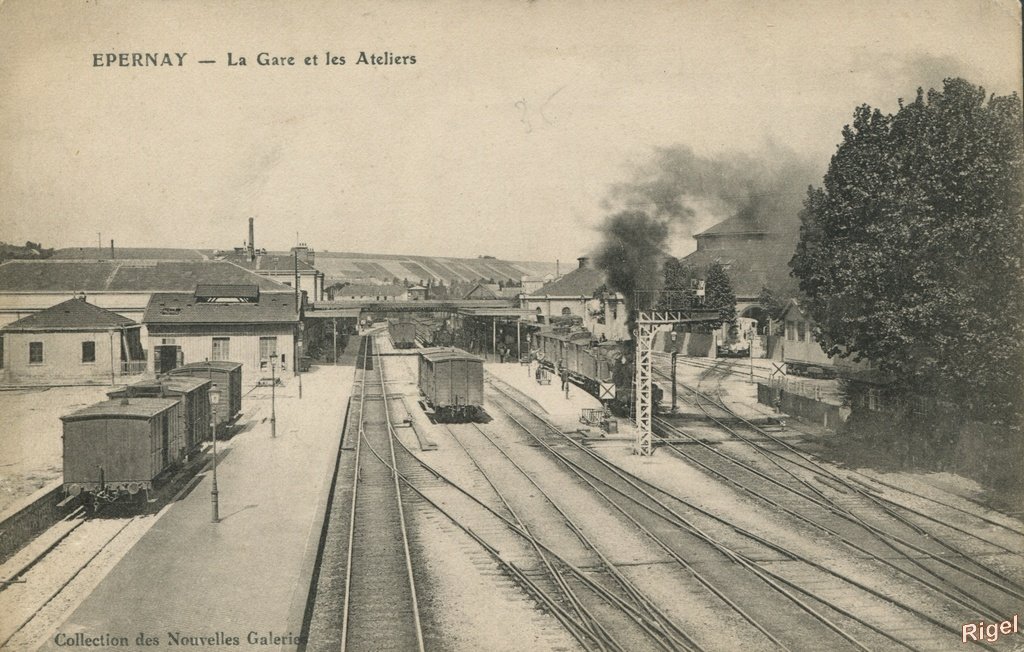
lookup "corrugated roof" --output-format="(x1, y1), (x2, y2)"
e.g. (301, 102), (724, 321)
(143, 292), (299, 325)
(528, 267), (606, 297)
(0, 260), (292, 293)
(1, 298), (137, 332)
(61, 397), (180, 421)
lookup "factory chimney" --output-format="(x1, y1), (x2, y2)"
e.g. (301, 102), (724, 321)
(248, 218), (255, 261)
(110, 240), (115, 260)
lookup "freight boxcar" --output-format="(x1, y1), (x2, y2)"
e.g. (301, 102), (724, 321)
(61, 397), (180, 501)
(166, 361), (242, 431)
(418, 347), (484, 422)
(389, 320), (418, 349)
(108, 377), (212, 456)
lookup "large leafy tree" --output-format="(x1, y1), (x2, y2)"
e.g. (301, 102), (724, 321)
(791, 78), (1023, 421)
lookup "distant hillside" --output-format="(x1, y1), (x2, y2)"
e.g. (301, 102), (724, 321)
(43, 245), (560, 286)
(314, 252), (558, 285)
(0, 241), (53, 264)
(53, 247), (211, 260)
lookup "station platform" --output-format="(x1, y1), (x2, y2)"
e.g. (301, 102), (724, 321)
(40, 365), (353, 652)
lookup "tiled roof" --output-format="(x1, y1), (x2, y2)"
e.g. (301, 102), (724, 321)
(2, 298), (137, 332)
(143, 292), (299, 325)
(528, 267), (606, 297)
(0, 260), (292, 293)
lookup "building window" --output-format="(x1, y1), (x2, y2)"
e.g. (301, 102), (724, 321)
(211, 337), (230, 361)
(82, 341), (96, 363)
(797, 321), (806, 342)
(561, 307), (572, 316)
(259, 337), (277, 369)
(785, 321), (795, 341)
(29, 341), (43, 364)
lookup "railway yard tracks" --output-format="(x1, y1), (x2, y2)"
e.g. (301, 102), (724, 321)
(306, 334), (1023, 651)
(0, 509), (149, 650)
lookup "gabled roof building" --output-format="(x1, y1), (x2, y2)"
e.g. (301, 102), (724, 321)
(143, 286), (301, 380)
(0, 298), (146, 386)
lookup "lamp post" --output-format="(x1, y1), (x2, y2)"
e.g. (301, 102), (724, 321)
(209, 383), (221, 523)
(670, 331), (678, 413)
(270, 356), (277, 438)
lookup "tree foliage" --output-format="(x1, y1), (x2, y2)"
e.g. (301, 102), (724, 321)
(656, 257), (697, 310)
(704, 262), (736, 328)
(790, 78), (1024, 421)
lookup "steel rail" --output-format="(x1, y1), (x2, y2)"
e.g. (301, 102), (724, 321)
(370, 335), (426, 652)
(485, 391), (891, 652)
(662, 365), (1024, 603)
(649, 415), (998, 646)
(339, 336), (371, 652)
(651, 410), (1011, 622)
(356, 413), (619, 652)
(451, 423), (689, 652)
(466, 422), (701, 652)
(673, 374), (1024, 603)
(695, 378), (1024, 555)
(0, 516), (139, 650)
(485, 376), (968, 652)
(443, 425), (628, 652)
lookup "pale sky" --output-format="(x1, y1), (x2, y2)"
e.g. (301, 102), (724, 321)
(0, 0), (1020, 263)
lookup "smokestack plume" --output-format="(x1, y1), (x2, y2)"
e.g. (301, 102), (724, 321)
(604, 143), (817, 240)
(595, 143), (818, 318)
(248, 217), (255, 262)
(594, 211), (669, 313)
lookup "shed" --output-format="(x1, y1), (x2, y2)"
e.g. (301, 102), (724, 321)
(165, 361), (242, 430)
(61, 398), (180, 495)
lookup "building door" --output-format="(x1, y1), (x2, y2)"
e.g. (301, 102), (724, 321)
(155, 346), (181, 374)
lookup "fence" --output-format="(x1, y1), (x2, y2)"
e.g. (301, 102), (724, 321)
(120, 360), (148, 375)
(757, 383), (845, 431)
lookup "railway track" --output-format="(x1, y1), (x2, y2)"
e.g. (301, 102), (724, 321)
(640, 359), (1024, 647)
(305, 333), (425, 652)
(370, 344), (696, 651)
(0, 510), (143, 650)
(660, 368), (1024, 609)
(443, 421), (701, 652)
(483, 373), (1006, 651)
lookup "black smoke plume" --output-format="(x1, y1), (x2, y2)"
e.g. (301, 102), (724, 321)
(593, 210), (669, 312)
(594, 143), (818, 320)
(604, 143), (817, 239)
